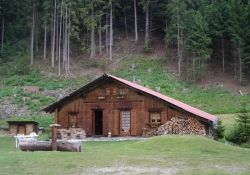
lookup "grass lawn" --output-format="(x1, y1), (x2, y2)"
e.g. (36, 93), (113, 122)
(0, 135), (250, 175)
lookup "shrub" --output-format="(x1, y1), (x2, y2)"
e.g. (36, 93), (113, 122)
(226, 103), (250, 144)
(214, 119), (225, 140)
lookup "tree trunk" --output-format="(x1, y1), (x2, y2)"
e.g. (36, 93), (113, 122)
(221, 36), (225, 73)
(123, 8), (128, 39)
(19, 141), (82, 152)
(63, 5), (68, 73)
(186, 56), (188, 81)
(180, 28), (183, 75)
(171, 41), (174, 61)
(109, 0), (113, 60)
(30, 0), (35, 65)
(99, 15), (102, 54)
(177, 12), (181, 78)
(1, 16), (4, 52)
(51, 0), (57, 67)
(134, 0), (138, 43)
(234, 49), (237, 78)
(58, 0), (63, 75)
(35, 9), (38, 53)
(192, 54), (195, 82)
(43, 23), (47, 60)
(67, 8), (70, 75)
(55, 9), (59, 61)
(145, 0), (149, 48)
(105, 13), (109, 54)
(201, 60), (204, 84)
(149, 6), (153, 39)
(238, 43), (242, 84)
(90, 5), (95, 58)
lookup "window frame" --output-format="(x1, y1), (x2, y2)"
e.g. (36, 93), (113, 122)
(149, 111), (162, 127)
(120, 110), (131, 132)
(68, 112), (78, 128)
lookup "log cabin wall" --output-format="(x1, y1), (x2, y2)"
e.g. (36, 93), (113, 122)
(8, 122), (38, 135)
(9, 124), (17, 135)
(56, 81), (209, 136)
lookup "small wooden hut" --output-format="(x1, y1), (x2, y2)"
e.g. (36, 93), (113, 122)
(7, 121), (39, 135)
(43, 74), (217, 137)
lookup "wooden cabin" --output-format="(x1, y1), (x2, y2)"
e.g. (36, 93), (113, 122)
(7, 121), (39, 135)
(43, 74), (217, 137)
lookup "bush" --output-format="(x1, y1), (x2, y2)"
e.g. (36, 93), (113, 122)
(226, 103), (250, 144)
(214, 119), (225, 140)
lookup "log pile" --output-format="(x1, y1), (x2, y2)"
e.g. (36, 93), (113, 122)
(142, 116), (206, 137)
(156, 116), (206, 135)
(57, 128), (86, 139)
(19, 141), (82, 152)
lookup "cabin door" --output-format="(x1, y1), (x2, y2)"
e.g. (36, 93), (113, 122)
(18, 124), (26, 135)
(94, 110), (103, 135)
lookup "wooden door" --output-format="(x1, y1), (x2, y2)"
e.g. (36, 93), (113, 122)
(120, 110), (131, 136)
(18, 124), (26, 135)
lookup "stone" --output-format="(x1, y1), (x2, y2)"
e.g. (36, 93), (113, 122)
(23, 86), (40, 93)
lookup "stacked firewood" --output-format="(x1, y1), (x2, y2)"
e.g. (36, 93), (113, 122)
(58, 128), (86, 139)
(156, 116), (206, 135)
(142, 116), (206, 137)
(142, 128), (156, 137)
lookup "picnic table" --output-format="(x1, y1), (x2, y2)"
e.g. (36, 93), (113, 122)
(14, 132), (39, 148)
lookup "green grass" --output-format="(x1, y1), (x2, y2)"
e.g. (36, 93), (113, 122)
(0, 135), (250, 175)
(0, 70), (89, 113)
(114, 56), (250, 114)
(0, 116), (53, 129)
(217, 114), (238, 137)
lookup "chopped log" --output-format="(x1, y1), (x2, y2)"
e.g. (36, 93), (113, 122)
(19, 141), (51, 151)
(57, 141), (82, 152)
(19, 141), (82, 152)
(142, 116), (206, 137)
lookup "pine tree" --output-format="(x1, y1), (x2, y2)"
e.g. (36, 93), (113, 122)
(214, 119), (225, 140)
(236, 103), (250, 143)
(166, 0), (187, 78)
(184, 10), (211, 82)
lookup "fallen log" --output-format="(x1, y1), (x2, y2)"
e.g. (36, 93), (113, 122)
(19, 141), (51, 151)
(19, 141), (82, 152)
(57, 141), (82, 152)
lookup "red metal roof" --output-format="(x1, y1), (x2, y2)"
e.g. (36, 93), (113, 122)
(106, 74), (218, 122)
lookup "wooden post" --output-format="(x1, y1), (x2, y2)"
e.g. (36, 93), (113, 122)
(54, 108), (58, 123)
(50, 124), (61, 151)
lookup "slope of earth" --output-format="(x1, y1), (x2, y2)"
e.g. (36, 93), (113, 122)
(0, 135), (249, 175)
(0, 55), (250, 121)
(114, 56), (250, 114)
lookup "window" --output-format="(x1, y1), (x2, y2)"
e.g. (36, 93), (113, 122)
(118, 88), (125, 95)
(116, 88), (126, 99)
(99, 89), (106, 96)
(121, 111), (130, 132)
(150, 112), (161, 124)
(68, 114), (77, 128)
(98, 89), (106, 99)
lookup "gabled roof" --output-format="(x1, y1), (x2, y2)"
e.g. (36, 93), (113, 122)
(42, 73), (217, 123)
(7, 121), (38, 125)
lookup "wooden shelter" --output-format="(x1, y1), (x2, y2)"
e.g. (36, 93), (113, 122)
(7, 121), (39, 135)
(43, 74), (217, 137)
